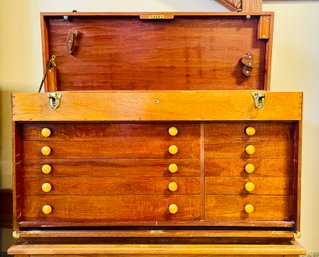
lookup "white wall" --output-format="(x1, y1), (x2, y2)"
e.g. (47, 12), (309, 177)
(1, 0), (319, 253)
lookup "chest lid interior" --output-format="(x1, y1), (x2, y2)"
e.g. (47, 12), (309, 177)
(41, 12), (273, 92)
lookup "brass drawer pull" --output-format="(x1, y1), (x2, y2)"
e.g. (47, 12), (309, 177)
(245, 145), (255, 155)
(41, 146), (51, 156)
(42, 183), (52, 193)
(42, 205), (52, 215)
(245, 182), (255, 192)
(41, 128), (52, 137)
(244, 163), (255, 174)
(168, 163), (178, 173)
(168, 145), (178, 155)
(168, 204), (178, 214)
(245, 126), (256, 136)
(244, 204), (255, 214)
(168, 127), (178, 136)
(168, 182), (178, 192)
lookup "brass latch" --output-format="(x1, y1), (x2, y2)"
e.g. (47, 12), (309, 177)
(12, 230), (20, 239)
(241, 52), (254, 77)
(48, 92), (62, 110)
(252, 91), (266, 109)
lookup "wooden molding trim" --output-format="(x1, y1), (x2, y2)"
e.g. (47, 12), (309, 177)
(0, 189), (13, 228)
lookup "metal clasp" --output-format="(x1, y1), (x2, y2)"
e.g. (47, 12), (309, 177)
(241, 52), (254, 77)
(48, 92), (62, 110)
(252, 91), (266, 109)
(66, 30), (79, 54)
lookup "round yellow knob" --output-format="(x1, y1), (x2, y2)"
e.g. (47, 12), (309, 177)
(41, 146), (51, 156)
(168, 182), (178, 192)
(244, 204), (255, 214)
(245, 163), (255, 174)
(168, 204), (178, 214)
(41, 128), (52, 138)
(168, 145), (178, 155)
(168, 127), (178, 137)
(245, 145), (255, 155)
(41, 164), (52, 174)
(245, 126), (256, 136)
(42, 205), (52, 215)
(168, 163), (178, 173)
(42, 183), (52, 193)
(245, 182), (255, 192)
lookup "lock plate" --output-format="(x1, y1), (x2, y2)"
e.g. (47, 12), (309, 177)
(252, 91), (266, 109)
(48, 92), (62, 110)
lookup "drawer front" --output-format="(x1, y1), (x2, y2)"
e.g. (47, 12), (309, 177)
(22, 195), (200, 223)
(23, 140), (199, 159)
(205, 177), (292, 195)
(205, 159), (292, 177)
(22, 123), (200, 141)
(205, 141), (293, 159)
(24, 177), (200, 195)
(205, 195), (293, 221)
(23, 159), (200, 178)
(205, 123), (294, 142)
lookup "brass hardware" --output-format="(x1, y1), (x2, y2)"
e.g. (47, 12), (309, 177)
(168, 145), (178, 155)
(41, 128), (52, 137)
(245, 126), (256, 136)
(245, 145), (255, 155)
(48, 92), (62, 110)
(42, 164), (52, 174)
(244, 204), (254, 214)
(66, 30), (79, 54)
(154, 98), (160, 104)
(252, 91), (266, 109)
(139, 13), (174, 19)
(42, 183), (52, 193)
(42, 205), (52, 215)
(245, 182), (255, 192)
(168, 204), (178, 214)
(168, 127), (178, 136)
(245, 163), (255, 174)
(241, 52), (254, 77)
(168, 163), (178, 173)
(41, 146), (51, 156)
(12, 231), (20, 239)
(168, 182), (178, 192)
(294, 231), (301, 239)
(38, 55), (57, 93)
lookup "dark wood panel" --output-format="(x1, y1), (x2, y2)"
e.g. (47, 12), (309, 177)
(205, 195), (293, 221)
(45, 15), (267, 91)
(22, 123), (200, 141)
(205, 177), (292, 195)
(205, 159), (292, 177)
(23, 140), (199, 159)
(205, 141), (293, 159)
(0, 189), (12, 228)
(205, 122), (294, 142)
(21, 195), (200, 222)
(23, 159), (200, 178)
(24, 177), (200, 195)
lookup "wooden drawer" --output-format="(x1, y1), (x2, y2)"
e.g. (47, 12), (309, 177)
(205, 195), (293, 221)
(205, 140), (293, 159)
(23, 140), (199, 159)
(205, 159), (292, 177)
(24, 177), (200, 195)
(23, 159), (201, 178)
(205, 177), (292, 195)
(21, 195), (200, 224)
(205, 122), (294, 142)
(22, 123), (200, 141)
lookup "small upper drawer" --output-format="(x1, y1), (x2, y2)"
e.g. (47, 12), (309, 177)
(205, 122), (294, 142)
(22, 123), (200, 141)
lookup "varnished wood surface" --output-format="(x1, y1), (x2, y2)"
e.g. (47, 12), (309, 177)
(41, 14), (271, 91)
(205, 195), (293, 221)
(23, 159), (200, 178)
(205, 177), (292, 195)
(24, 177), (200, 195)
(7, 241), (306, 255)
(12, 91), (303, 121)
(22, 123), (200, 141)
(205, 159), (292, 177)
(205, 140), (293, 159)
(23, 140), (199, 159)
(22, 195), (200, 222)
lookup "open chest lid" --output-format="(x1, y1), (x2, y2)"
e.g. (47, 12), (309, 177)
(41, 12), (273, 92)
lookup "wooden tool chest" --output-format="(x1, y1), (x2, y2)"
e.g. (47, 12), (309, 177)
(8, 10), (305, 257)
